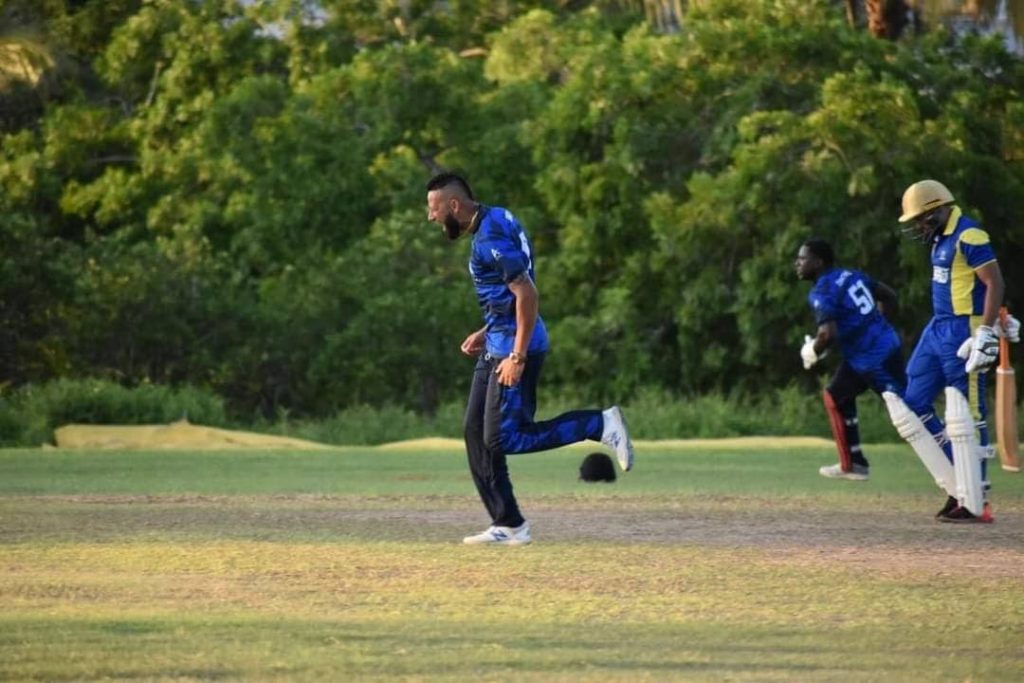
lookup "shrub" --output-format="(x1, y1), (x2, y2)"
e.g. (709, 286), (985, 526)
(274, 403), (460, 446)
(2, 379), (229, 446)
(538, 384), (897, 442)
(1, 380), (1009, 448)
(0, 395), (23, 446)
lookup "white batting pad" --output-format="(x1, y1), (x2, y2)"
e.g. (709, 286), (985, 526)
(944, 387), (985, 516)
(883, 392), (956, 497)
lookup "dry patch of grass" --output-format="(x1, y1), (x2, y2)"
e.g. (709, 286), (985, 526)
(3, 532), (1023, 681)
(3, 442), (1023, 681)
(3, 538), (1022, 628)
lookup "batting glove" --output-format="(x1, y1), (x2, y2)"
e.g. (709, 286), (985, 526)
(956, 325), (999, 373)
(994, 314), (1021, 343)
(800, 335), (819, 370)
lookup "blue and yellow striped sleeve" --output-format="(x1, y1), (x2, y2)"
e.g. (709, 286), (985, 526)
(959, 228), (996, 269)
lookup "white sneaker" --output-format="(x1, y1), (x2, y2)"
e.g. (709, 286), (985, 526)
(601, 406), (635, 472)
(462, 522), (532, 546)
(818, 463), (869, 481)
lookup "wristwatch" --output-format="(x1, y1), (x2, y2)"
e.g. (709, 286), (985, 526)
(509, 351), (526, 365)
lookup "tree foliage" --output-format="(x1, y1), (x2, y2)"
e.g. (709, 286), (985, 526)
(1, 0), (1022, 417)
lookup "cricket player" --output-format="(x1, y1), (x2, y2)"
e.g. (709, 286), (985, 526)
(796, 238), (906, 481)
(887, 179), (1019, 523)
(425, 172), (634, 546)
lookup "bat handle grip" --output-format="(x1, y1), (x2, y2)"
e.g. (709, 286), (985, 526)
(1000, 306), (1011, 370)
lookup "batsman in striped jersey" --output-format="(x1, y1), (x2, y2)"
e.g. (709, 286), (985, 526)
(796, 239), (906, 481)
(887, 180), (1019, 523)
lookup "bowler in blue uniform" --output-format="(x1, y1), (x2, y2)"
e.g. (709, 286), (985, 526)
(796, 238), (906, 480)
(426, 172), (635, 545)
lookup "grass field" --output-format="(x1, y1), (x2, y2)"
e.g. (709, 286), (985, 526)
(2, 440), (1023, 681)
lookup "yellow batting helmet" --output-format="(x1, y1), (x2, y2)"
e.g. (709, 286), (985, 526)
(898, 179), (955, 223)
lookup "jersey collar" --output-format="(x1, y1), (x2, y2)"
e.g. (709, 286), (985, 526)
(467, 204), (487, 235)
(942, 206), (962, 236)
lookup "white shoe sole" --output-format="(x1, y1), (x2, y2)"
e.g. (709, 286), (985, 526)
(463, 537), (532, 546)
(463, 524), (532, 545)
(818, 467), (868, 481)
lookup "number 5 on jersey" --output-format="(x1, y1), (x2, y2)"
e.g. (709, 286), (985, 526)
(847, 280), (875, 315)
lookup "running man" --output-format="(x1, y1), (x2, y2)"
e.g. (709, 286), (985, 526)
(426, 171), (635, 545)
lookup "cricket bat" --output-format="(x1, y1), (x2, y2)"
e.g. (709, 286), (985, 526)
(996, 306), (1021, 472)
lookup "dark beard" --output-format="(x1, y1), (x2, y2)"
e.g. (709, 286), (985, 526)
(915, 214), (945, 243)
(922, 214), (944, 241)
(444, 214), (463, 240)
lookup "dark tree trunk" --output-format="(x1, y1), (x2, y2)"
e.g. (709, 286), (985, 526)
(866, 0), (910, 39)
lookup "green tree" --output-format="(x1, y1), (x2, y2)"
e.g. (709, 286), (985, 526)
(2, 0), (1022, 421)
(302, 210), (478, 414)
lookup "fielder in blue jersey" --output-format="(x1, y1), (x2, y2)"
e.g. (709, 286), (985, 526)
(796, 238), (906, 481)
(425, 172), (635, 546)
(888, 179), (1019, 523)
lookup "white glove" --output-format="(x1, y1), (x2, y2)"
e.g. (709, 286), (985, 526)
(956, 325), (999, 373)
(994, 314), (1021, 343)
(800, 335), (819, 370)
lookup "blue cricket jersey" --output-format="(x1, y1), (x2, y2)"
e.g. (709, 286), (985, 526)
(469, 205), (549, 357)
(808, 268), (901, 372)
(930, 206), (996, 319)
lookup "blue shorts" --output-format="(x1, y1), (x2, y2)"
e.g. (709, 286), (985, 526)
(827, 345), (906, 405)
(904, 316), (987, 420)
